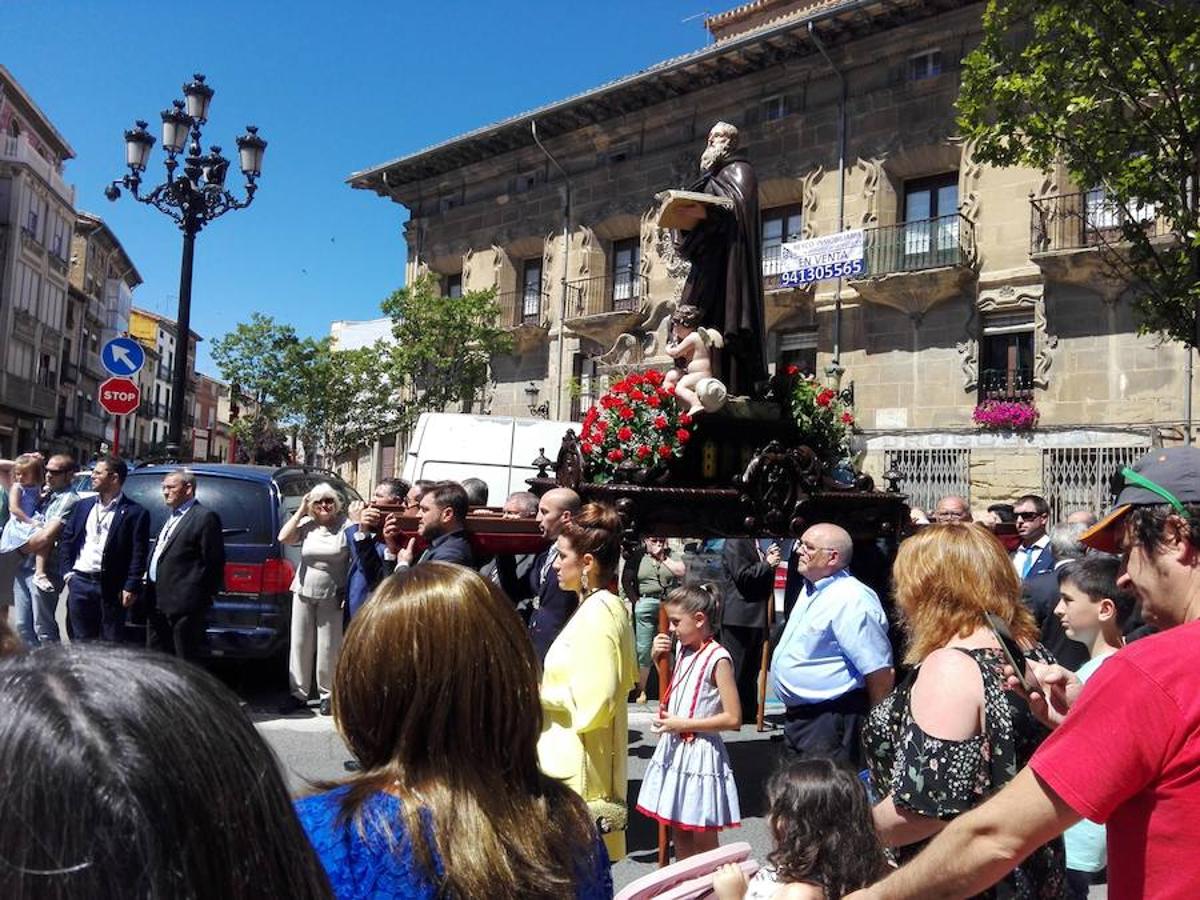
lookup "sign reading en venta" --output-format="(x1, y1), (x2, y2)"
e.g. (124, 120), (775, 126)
(778, 229), (866, 286)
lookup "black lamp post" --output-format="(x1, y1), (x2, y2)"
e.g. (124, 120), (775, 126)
(106, 73), (266, 460)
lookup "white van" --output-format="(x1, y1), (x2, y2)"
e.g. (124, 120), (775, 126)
(400, 412), (581, 504)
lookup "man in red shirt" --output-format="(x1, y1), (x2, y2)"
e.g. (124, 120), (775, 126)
(847, 447), (1200, 899)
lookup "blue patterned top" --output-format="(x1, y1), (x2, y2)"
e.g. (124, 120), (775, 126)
(296, 787), (614, 899)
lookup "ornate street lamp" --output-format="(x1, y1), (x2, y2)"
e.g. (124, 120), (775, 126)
(106, 73), (266, 460)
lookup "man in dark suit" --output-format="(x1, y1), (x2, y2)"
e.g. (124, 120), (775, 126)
(60, 455), (150, 643)
(396, 480), (474, 568)
(1021, 522), (1090, 670)
(1012, 494), (1055, 580)
(144, 468), (225, 661)
(345, 477), (409, 618)
(719, 537), (780, 723)
(497, 487), (580, 663)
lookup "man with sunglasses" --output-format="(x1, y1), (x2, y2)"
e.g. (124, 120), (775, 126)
(15, 454), (79, 644)
(845, 447), (1200, 899)
(1012, 494), (1055, 581)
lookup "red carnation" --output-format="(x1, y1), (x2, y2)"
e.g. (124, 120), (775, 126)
(665, 385), (676, 396)
(618, 406), (635, 421)
(645, 369), (664, 385)
(596, 419), (609, 431)
(601, 395), (617, 410)
(636, 445), (651, 460)
(646, 394), (661, 408)
(841, 411), (855, 425)
(657, 445), (672, 459)
(617, 426), (633, 441)
(679, 412), (692, 426)
(654, 414), (668, 430)
(582, 442), (594, 454)
(816, 389), (834, 407)
(628, 373), (644, 385)
(607, 448), (624, 462)
(676, 429), (691, 443)
(786, 364), (800, 376)
(631, 389), (648, 402)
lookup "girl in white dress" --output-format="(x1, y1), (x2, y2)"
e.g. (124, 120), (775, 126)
(636, 583), (741, 859)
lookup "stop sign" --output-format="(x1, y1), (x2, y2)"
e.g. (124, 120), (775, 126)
(98, 376), (141, 416)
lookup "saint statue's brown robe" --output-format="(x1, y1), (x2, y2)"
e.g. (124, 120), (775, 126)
(675, 155), (768, 395)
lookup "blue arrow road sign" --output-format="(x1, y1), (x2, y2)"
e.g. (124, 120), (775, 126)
(101, 337), (146, 377)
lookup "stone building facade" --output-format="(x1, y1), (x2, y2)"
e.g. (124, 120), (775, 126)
(60, 212), (140, 462)
(0, 64), (75, 456)
(348, 0), (1186, 514)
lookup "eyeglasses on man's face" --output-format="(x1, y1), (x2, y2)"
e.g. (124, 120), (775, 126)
(1015, 510), (1044, 521)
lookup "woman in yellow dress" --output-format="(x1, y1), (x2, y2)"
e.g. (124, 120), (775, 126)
(539, 501), (638, 861)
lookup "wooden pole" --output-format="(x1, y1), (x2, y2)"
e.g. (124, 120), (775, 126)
(756, 589), (775, 732)
(656, 599), (672, 868)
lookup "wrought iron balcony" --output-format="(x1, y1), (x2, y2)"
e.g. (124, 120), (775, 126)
(1030, 190), (1169, 255)
(498, 288), (549, 328)
(565, 271), (647, 318)
(861, 213), (973, 276)
(979, 367), (1034, 403)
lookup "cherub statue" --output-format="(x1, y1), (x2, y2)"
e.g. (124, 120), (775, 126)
(664, 304), (724, 415)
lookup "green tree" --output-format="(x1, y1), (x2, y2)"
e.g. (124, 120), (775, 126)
(210, 313), (298, 412)
(231, 412), (291, 465)
(381, 274), (513, 431)
(958, 0), (1200, 344)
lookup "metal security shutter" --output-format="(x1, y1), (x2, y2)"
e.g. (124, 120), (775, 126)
(1043, 446), (1146, 521)
(883, 448), (971, 513)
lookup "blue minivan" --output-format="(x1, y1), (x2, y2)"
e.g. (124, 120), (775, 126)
(122, 463), (361, 658)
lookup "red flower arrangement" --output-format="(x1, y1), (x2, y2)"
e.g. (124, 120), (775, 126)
(579, 369), (695, 482)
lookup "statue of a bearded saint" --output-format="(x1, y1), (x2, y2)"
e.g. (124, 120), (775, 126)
(674, 122), (768, 396)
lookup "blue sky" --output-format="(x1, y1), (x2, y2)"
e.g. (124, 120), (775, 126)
(5, 0), (712, 372)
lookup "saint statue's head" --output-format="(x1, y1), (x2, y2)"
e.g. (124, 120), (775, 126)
(700, 121), (739, 173)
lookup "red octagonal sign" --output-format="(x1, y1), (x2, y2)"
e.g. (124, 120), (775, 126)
(98, 376), (141, 416)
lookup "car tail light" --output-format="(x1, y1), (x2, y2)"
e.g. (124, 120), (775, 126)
(223, 559), (294, 595)
(261, 558), (295, 594)
(224, 562), (263, 594)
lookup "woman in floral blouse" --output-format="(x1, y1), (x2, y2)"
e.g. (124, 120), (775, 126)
(861, 524), (1066, 899)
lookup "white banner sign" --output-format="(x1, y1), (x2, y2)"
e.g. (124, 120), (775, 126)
(779, 229), (865, 286)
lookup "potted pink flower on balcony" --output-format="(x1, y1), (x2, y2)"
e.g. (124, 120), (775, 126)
(972, 399), (1039, 431)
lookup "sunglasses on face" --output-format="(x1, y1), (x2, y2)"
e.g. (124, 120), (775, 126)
(1015, 511), (1044, 521)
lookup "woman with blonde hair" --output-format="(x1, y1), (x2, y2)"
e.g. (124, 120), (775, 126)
(296, 562), (611, 899)
(541, 501), (638, 861)
(279, 482), (351, 715)
(861, 524), (1066, 898)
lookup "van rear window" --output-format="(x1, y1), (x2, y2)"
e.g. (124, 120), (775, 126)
(122, 473), (274, 545)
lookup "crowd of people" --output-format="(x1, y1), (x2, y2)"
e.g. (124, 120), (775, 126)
(1, 446), (1198, 898)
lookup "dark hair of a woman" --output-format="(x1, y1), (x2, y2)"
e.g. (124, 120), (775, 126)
(331, 562), (598, 898)
(765, 758), (887, 898)
(0, 645), (331, 899)
(559, 501), (622, 578)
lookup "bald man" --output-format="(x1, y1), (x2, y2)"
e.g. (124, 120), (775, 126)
(933, 495), (972, 523)
(497, 487), (582, 662)
(770, 522), (894, 766)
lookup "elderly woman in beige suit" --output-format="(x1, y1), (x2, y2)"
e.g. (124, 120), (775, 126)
(278, 482), (351, 715)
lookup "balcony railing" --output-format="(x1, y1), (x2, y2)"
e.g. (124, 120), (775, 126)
(498, 288), (549, 327)
(0, 135), (76, 206)
(565, 271), (647, 318)
(860, 213), (972, 277)
(979, 367), (1034, 403)
(158, 363), (173, 381)
(80, 412), (107, 438)
(1030, 190), (1170, 254)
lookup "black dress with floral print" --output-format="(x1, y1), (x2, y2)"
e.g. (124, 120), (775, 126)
(862, 647), (1066, 899)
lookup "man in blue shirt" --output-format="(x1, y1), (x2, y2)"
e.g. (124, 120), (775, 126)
(770, 522), (894, 766)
